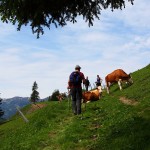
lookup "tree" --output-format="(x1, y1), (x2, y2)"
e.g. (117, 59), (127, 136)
(0, 94), (4, 118)
(0, 0), (134, 38)
(51, 89), (60, 101)
(47, 96), (51, 101)
(30, 81), (40, 103)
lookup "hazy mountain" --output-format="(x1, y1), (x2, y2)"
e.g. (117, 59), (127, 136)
(1, 97), (30, 119)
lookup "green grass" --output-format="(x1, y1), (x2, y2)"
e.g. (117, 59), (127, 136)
(0, 64), (150, 150)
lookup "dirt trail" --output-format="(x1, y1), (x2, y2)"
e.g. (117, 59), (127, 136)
(119, 97), (138, 106)
(27, 103), (47, 114)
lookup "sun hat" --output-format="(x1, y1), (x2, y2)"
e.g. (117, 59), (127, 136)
(75, 65), (81, 69)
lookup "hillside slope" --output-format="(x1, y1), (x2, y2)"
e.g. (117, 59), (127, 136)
(0, 64), (150, 150)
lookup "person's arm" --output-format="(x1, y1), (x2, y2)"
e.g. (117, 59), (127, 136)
(82, 73), (85, 84)
(67, 75), (72, 89)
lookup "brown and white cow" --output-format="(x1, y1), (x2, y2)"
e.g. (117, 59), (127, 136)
(82, 89), (101, 103)
(105, 69), (133, 94)
(56, 94), (64, 102)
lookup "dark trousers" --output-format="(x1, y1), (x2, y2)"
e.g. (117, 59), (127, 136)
(71, 87), (82, 115)
(85, 86), (88, 91)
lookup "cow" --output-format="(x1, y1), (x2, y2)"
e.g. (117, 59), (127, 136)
(56, 94), (64, 102)
(105, 69), (133, 94)
(82, 88), (101, 103)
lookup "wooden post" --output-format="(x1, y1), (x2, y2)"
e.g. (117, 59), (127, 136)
(16, 106), (29, 123)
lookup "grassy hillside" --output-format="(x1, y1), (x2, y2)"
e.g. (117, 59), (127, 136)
(0, 64), (150, 150)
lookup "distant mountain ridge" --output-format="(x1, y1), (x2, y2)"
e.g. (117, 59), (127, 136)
(1, 96), (48, 120)
(1, 97), (30, 119)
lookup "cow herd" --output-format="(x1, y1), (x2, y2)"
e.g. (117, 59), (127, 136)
(81, 69), (133, 103)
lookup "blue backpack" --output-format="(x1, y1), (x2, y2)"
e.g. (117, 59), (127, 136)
(70, 71), (82, 86)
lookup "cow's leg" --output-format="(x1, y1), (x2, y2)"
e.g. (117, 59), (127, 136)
(106, 81), (110, 94)
(118, 79), (122, 90)
(106, 86), (110, 94)
(98, 86), (102, 98)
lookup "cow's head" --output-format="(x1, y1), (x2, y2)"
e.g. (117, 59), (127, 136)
(128, 73), (133, 84)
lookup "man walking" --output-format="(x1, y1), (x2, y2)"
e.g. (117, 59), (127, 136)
(68, 65), (85, 115)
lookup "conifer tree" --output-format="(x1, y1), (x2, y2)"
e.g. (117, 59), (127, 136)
(51, 89), (60, 101)
(0, 94), (4, 118)
(48, 96), (51, 101)
(0, 0), (134, 38)
(30, 81), (40, 103)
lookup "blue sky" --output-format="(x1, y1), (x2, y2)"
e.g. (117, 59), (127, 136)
(0, 0), (150, 99)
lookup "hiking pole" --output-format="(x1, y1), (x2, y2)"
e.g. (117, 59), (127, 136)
(81, 83), (86, 119)
(81, 100), (87, 120)
(67, 89), (71, 111)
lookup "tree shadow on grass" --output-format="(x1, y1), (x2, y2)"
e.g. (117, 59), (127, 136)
(90, 116), (150, 150)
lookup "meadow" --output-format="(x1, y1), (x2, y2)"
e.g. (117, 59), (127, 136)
(0, 64), (150, 150)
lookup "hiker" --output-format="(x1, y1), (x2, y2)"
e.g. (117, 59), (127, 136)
(95, 75), (103, 98)
(67, 65), (85, 115)
(85, 76), (90, 91)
